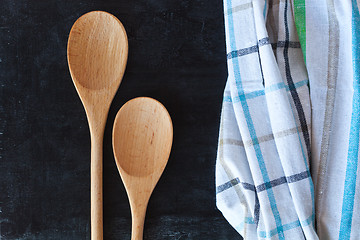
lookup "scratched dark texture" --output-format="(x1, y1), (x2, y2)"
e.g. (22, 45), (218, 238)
(0, 0), (241, 239)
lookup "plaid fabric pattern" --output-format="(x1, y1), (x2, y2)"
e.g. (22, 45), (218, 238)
(216, 0), (360, 239)
(216, 0), (317, 239)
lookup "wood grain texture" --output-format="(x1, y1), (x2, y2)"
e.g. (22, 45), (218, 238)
(67, 11), (128, 240)
(113, 97), (173, 240)
(0, 0), (241, 239)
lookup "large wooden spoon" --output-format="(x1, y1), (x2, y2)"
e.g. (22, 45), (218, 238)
(112, 97), (173, 240)
(67, 11), (128, 240)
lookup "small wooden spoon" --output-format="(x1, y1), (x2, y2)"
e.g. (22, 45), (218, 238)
(67, 11), (128, 240)
(112, 97), (173, 240)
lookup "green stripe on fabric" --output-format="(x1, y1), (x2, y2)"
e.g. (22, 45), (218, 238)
(293, 0), (306, 62)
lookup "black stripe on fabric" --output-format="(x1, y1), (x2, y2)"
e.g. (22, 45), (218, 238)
(216, 178), (256, 194)
(227, 37), (270, 59)
(283, 0), (311, 160)
(256, 170), (310, 192)
(216, 170), (310, 194)
(271, 41), (301, 49)
(241, 182), (256, 191)
(256, 177), (287, 192)
(287, 170), (310, 183)
(216, 178), (241, 193)
(257, 37), (266, 86)
(254, 191), (260, 227)
(258, 37), (270, 46)
(227, 38), (301, 60)
(227, 45), (259, 59)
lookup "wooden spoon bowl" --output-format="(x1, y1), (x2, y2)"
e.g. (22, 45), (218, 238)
(68, 11), (127, 92)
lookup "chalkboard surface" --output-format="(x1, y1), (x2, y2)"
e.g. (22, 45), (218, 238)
(0, 0), (242, 239)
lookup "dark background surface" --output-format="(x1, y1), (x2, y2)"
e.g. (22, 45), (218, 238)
(0, 0), (241, 239)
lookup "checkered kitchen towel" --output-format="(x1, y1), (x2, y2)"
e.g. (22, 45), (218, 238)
(216, 0), (360, 239)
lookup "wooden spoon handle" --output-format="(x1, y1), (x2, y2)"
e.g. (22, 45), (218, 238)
(131, 203), (148, 240)
(91, 135), (103, 240)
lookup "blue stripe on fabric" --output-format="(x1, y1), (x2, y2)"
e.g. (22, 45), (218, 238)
(257, 214), (314, 238)
(303, 212), (316, 226)
(339, 1), (360, 239)
(237, 214), (314, 238)
(235, 217), (255, 235)
(223, 95), (232, 102)
(223, 79), (309, 102)
(226, 0), (284, 238)
(263, 0), (267, 18)
(246, 217), (255, 224)
(235, 222), (244, 233)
